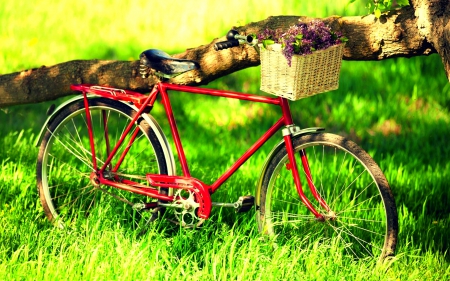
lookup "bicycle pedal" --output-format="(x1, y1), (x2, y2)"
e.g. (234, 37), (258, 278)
(132, 203), (146, 211)
(234, 195), (255, 213)
(132, 202), (157, 211)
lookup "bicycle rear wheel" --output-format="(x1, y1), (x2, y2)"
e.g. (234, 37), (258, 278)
(258, 133), (398, 260)
(37, 98), (169, 228)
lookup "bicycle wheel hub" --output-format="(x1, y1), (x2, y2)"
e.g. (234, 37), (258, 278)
(90, 172), (100, 187)
(322, 210), (337, 221)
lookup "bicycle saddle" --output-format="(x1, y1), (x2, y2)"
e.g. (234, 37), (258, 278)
(139, 49), (199, 78)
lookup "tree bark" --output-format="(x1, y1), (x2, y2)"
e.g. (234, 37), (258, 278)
(0, 1), (448, 107)
(410, 0), (450, 79)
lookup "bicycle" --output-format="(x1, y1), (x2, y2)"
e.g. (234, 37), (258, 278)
(36, 30), (398, 260)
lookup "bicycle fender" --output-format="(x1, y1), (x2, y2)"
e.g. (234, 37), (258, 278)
(34, 95), (177, 176)
(254, 127), (325, 208)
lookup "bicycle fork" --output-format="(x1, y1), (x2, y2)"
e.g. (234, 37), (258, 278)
(283, 132), (330, 221)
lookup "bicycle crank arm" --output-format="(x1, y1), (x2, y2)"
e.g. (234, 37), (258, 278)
(212, 195), (255, 213)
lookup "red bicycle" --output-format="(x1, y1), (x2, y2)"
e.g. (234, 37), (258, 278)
(36, 31), (398, 260)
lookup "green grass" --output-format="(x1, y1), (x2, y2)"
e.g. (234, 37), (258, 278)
(1, 0), (450, 280)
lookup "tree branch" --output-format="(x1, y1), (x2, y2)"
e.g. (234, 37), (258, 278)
(0, 4), (444, 107)
(410, 0), (450, 81)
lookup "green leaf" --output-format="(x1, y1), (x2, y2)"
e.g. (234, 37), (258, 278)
(262, 39), (275, 48)
(374, 8), (382, 18)
(396, 0), (409, 6)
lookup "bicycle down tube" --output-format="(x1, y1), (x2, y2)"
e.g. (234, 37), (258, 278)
(77, 82), (326, 219)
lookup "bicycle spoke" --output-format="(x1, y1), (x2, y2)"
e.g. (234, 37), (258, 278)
(50, 131), (92, 168)
(271, 186), (309, 206)
(337, 216), (384, 224)
(330, 221), (382, 257)
(337, 193), (382, 216)
(271, 197), (308, 209)
(337, 207), (382, 214)
(51, 184), (93, 200)
(341, 222), (385, 237)
(330, 168), (369, 209)
(56, 184), (96, 212)
(332, 148), (347, 196)
(70, 117), (92, 165)
(268, 211), (315, 220)
(94, 185), (134, 206)
(46, 153), (91, 177)
(326, 223), (360, 257)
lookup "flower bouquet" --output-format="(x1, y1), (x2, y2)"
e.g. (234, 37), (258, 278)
(258, 20), (347, 100)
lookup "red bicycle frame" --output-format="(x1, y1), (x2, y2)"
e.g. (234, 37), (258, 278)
(72, 82), (329, 219)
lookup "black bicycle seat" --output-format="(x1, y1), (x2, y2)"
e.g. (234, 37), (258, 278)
(139, 49), (199, 77)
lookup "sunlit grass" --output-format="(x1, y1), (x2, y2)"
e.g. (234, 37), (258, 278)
(1, 0), (450, 280)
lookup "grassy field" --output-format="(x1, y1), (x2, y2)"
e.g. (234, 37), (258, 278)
(1, 0), (450, 280)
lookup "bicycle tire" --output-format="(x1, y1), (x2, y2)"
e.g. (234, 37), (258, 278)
(37, 98), (169, 228)
(257, 133), (398, 260)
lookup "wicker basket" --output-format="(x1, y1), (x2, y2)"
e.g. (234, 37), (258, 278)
(260, 43), (345, 100)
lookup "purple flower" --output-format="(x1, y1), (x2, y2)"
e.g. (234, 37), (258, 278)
(258, 20), (347, 66)
(257, 28), (283, 47)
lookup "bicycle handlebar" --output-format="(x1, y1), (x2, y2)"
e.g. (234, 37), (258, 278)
(214, 30), (256, 51)
(214, 39), (240, 51)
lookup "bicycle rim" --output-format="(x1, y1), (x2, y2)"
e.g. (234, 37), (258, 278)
(37, 98), (167, 228)
(259, 133), (397, 260)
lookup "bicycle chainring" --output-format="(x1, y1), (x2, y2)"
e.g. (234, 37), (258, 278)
(171, 190), (205, 228)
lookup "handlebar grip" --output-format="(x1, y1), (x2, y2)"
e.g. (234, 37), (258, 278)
(214, 39), (240, 51)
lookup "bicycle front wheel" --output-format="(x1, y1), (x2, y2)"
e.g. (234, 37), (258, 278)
(258, 133), (398, 260)
(37, 98), (169, 228)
